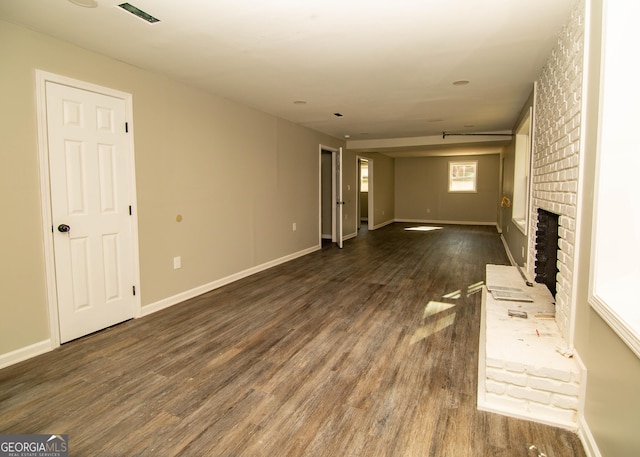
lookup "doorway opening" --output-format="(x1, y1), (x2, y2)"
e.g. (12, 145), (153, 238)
(319, 145), (343, 248)
(356, 156), (374, 232)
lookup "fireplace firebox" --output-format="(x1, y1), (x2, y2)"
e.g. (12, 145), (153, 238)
(535, 209), (559, 297)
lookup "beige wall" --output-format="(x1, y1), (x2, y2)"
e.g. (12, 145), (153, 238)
(0, 20), (343, 356)
(395, 154), (499, 224)
(352, 152), (394, 228)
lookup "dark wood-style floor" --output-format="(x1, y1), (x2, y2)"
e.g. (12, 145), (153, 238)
(0, 223), (586, 456)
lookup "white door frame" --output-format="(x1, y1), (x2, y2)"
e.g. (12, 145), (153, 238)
(35, 70), (142, 348)
(318, 145), (343, 247)
(356, 156), (374, 231)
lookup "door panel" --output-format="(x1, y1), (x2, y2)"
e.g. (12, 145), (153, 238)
(46, 81), (135, 343)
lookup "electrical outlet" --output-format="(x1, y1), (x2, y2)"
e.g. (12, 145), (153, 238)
(521, 246), (525, 257)
(173, 256), (181, 269)
(427, 208), (431, 213)
(292, 222), (297, 231)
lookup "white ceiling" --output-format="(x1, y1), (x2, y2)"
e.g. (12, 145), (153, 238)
(0, 0), (575, 154)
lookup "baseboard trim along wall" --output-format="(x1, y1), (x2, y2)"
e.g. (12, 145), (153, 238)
(395, 218), (498, 227)
(578, 414), (602, 457)
(0, 339), (52, 370)
(372, 219), (394, 230)
(500, 234), (517, 266)
(141, 245), (321, 317)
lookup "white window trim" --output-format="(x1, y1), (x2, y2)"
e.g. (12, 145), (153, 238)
(448, 160), (478, 193)
(512, 105), (533, 236)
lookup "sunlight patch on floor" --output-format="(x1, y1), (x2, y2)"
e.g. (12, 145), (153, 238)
(442, 289), (461, 299)
(411, 300), (457, 345)
(467, 281), (484, 296)
(404, 226), (443, 232)
(410, 313), (456, 345)
(423, 301), (456, 319)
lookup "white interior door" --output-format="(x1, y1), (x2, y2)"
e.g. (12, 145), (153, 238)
(46, 81), (136, 343)
(336, 147), (344, 249)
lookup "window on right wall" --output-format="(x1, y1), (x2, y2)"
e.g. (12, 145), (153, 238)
(589, 0), (640, 359)
(512, 107), (533, 235)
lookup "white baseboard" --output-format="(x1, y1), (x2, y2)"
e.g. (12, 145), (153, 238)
(0, 339), (52, 370)
(395, 218), (498, 226)
(578, 414), (602, 457)
(141, 245), (321, 317)
(500, 234), (517, 266)
(371, 219), (394, 230)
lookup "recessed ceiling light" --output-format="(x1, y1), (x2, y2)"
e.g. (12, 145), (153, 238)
(68, 0), (98, 7)
(118, 3), (160, 23)
(452, 80), (470, 86)
(344, 134), (351, 139)
(293, 100), (307, 105)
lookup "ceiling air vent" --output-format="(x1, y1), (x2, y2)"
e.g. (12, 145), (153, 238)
(118, 3), (160, 23)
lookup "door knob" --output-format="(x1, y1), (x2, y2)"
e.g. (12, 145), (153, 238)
(57, 224), (71, 233)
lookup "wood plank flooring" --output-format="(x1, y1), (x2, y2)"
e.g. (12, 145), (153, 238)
(0, 223), (586, 456)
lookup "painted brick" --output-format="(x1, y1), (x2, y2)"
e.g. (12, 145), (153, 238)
(571, 370), (582, 384)
(531, 0), (584, 344)
(486, 368), (528, 387)
(529, 402), (578, 424)
(504, 361), (527, 373)
(507, 385), (552, 404)
(485, 380), (507, 395)
(480, 3), (584, 431)
(528, 376), (580, 396)
(528, 366), (574, 383)
(551, 393), (580, 410)
(485, 392), (528, 412)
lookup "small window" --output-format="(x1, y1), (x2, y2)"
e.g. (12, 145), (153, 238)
(449, 161), (477, 192)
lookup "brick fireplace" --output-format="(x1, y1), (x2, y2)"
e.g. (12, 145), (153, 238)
(528, 1), (584, 343)
(477, 1), (587, 430)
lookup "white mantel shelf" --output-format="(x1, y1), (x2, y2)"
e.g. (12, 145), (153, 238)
(478, 265), (583, 430)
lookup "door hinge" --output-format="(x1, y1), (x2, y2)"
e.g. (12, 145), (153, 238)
(129, 205), (132, 215)
(132, 285), (136, 296)
(125, 122), (129, 133)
